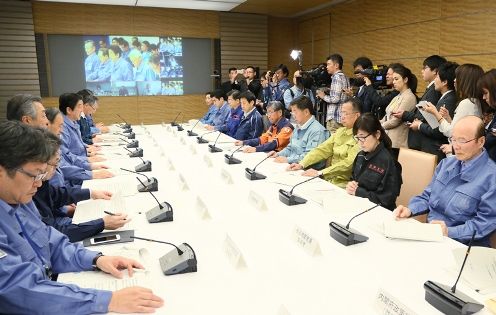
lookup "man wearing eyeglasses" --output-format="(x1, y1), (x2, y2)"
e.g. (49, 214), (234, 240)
(0, 121), (163, 314)
(394, 115), (496, 247)
(78, 93), (99, 145)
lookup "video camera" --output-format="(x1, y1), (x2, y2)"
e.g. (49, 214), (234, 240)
(354, 65), (388, 89)
(301, 63), (332, 88)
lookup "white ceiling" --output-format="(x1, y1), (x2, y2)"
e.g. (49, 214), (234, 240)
(35, 0), (246, 11)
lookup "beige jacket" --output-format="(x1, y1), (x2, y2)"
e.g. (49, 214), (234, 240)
(380, 88), (417, 148)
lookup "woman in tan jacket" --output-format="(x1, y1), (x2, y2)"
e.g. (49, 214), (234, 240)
(380, 64), (418, 158)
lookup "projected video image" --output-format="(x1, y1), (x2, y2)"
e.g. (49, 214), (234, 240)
(83, 35), (183, 96)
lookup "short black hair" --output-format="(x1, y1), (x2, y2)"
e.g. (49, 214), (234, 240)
(109, 45), (122, 57)
(353, 57), (373, 70)
(290, 95), (314, 114)
(423, 55), (447, 71)
(276, 64), (289, 77)
(0, 121), (59, 176)
(211, 89), (226, 100)
(59, 93), (82, 115)
(343, 97), (363, 114)
(327, 54), (344, 69)
(437, 61), (458, 91)
(205, 91), (212, 96)
(228, 67), (237, 73)
(238, 90), (256, 103)
(6, 94), (42, 121)
(45, 107), (61, 123)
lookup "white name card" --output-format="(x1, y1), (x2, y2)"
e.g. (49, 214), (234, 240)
(141, 122), (145, 127)
(203, 154), (213, 168)
(172, 129), (178, 137)
(291, 225), (321, 256)
(161, 121), (166, 127)
(223, 234), (246, 268)
(166, 125), (172, 132)
(220, 168), (233, 184)
(195, 196), (211, 220)
(189, 143), (197, 155)
(167, 157), (174, 170)
(178, 173), (189, 191)
(179, 135), (186, 145)
(374, 288), (416, 315)
(248, 190), (267, 211)
(277, 305), (291, 315)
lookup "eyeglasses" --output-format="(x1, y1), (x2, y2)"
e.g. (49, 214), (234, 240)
(353, 134), (371, 142)
(15, 168), (48, 182)
(448, 137), (478, 145)
(47, 158), (61, 167)
(266, 111), (276, 116)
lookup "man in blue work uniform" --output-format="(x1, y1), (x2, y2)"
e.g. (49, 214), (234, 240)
(88, 48), (112, 82)
(0, 121), (163, 314)
(215, 89), (243, 137)
(233, 90), (264, 141)
(200, 91), (217, 125)
(109, 45), (133, 82)
(84, 40), (100, 81)
(394, 116), (496, 246)
(205, 89), (231, 131)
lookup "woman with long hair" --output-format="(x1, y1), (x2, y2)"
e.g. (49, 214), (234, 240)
(380, 64), (418, 158)
(477, 68), (496, 161)
(346, 113), (402, 210)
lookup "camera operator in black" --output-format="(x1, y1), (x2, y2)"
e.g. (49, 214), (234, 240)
(362, 63), (401, 119)
(346, 113), (402, 210)
(347, 57), (376, 113)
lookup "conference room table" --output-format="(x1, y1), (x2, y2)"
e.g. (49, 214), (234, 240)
(59, 121), (495, 315)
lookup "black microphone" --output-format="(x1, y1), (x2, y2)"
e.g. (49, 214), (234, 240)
(187, 119), (201, 137)
(175, 113), (184, 131)
(208, 131), (223, 153)
(130, 236), (197, 276)
(135, 156), (152, 172)
(279, 174), (320, 206)
(245, 155), (271, 180)
(329, 204), (380, 246)
(224, 145), (243, 165)
(424, 231), (483, 315)
(196, 130), (216, 144)
(120, 137), (139, 148)
(119, 131), (135, 139)
(116, 114), (131, 129)
(120, 168), (158, 192)
(135, 177), (172, 223)
(123, 147), (143, 157)
(170, 111), (181, 127)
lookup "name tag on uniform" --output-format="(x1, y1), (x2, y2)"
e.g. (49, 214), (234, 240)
(0, 249), (7, 259)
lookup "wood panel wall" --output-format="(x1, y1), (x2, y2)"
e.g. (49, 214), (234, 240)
(267, 17), (297, 77)
(0, 0), (39, 122)
(30, 1), (219, 124)
(219, 12), (268, 82)
(297, 0), (496, 93)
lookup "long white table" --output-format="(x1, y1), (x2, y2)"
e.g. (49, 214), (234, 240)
(60, 122), (495, 315)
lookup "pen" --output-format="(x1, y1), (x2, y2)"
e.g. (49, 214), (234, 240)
(104, 210), (115, 216)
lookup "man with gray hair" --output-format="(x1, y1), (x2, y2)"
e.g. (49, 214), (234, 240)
(6, 94), (48, 128)
(235, 100), (293, 152)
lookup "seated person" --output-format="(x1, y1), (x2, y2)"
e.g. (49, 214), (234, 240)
(233, 90), (264, 141)
(0, 121), (163, 314)
(205, 89), (231, 131)
(77, 89), (109, 134)
(78, 93), (98, 145)
(270, 95), (329, 164)
(33, 138), (129, 243)
(199, 91), (217, 125)
(394, 116), (496, 246)
(287, 98), (361, 188)
(235, 101), (293, 152)
(346, 113), (402, 210)
(216, 90), (243, 137)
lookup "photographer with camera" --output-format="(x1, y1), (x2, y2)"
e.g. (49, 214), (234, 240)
(316, 54), (350, 134)
(283, 70), (315, 122)
(348, 57), (374, 113)
(264, 64), (292, 105)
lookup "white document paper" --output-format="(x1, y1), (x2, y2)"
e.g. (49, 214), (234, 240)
(72, 192), (126, 224)
(82, 175), (138, 197)
(417, 101), (440, 129)
(383, 218), (443, 242)
(452, 246), (496, 294)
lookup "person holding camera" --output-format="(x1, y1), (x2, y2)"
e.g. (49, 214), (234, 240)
(317, 54), (350, 134)
(264, 64), (292, 106)
(346, 57), (375, 113)
(283, 70), (315, 122)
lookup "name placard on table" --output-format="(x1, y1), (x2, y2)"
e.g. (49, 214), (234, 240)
(291, 225), (321, 256)
(374, 288), (416, 315)
(223, 234), (246, 269)
(248, 190), (267, 211)
(195, 196), (211, 220)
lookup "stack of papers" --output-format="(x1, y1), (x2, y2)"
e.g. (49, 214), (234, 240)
(383, 218), (443, 242)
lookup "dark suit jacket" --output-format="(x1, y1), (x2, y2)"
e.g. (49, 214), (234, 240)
(403, 83), (441, 149)
(417, 90), (457, 161)
(248, 79), (262, 99)
(368, 86), (399, 119)
(221, 80), (234, 96)
(356, 85), (376, 113)
(485, 115), (496, 162)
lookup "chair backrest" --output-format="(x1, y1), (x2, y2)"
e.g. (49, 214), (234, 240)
(490, 230), (496, 249)
(396, 148), (437, 212)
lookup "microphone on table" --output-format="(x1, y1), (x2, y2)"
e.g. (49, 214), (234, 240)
(424, 231), (483, 315)
(196, 130), (216, 144)
(208, 131), (223, 153)
(279, 174), (320, 206)
(135, 177), (172, 223)
(170, 111), (181, 127)
(187, 120), (201, 137)
(119, 137), (139, 148)
(130, 236), (197, 276)
(224, 145), (243, 165)
(176, 113), (184, 131)
(329, 204), (380, 246)
(116, 114), (131, 129)
(134, 156), (152, 172)
(245, 155), (271, 180)
(124, 147), (143, 157)
(120, 168), (158, 192)
(119, 131), (135, 139)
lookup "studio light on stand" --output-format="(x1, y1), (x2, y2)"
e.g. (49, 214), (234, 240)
(290, 50), (303, 70)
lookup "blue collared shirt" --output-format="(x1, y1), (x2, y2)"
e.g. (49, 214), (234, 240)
(85, 52), (100, 80)
(86, 114), (101, 135)
(0, 199), (111, 314)
(409, 151), (496, 246)
(265, 78), (291, 103)
(233, 107), (264, 141)
(58, 155), (92, 188)
(93, 59), (112, 82)
(216, 105), (243, 137)
(211, 102), (231, 129)
(61, 115), (90, 170)
(200, 105), (218, 124)
(79, 114), (93, 145)
(278, 116), (329, 164)
(111, 57), (133, 82)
